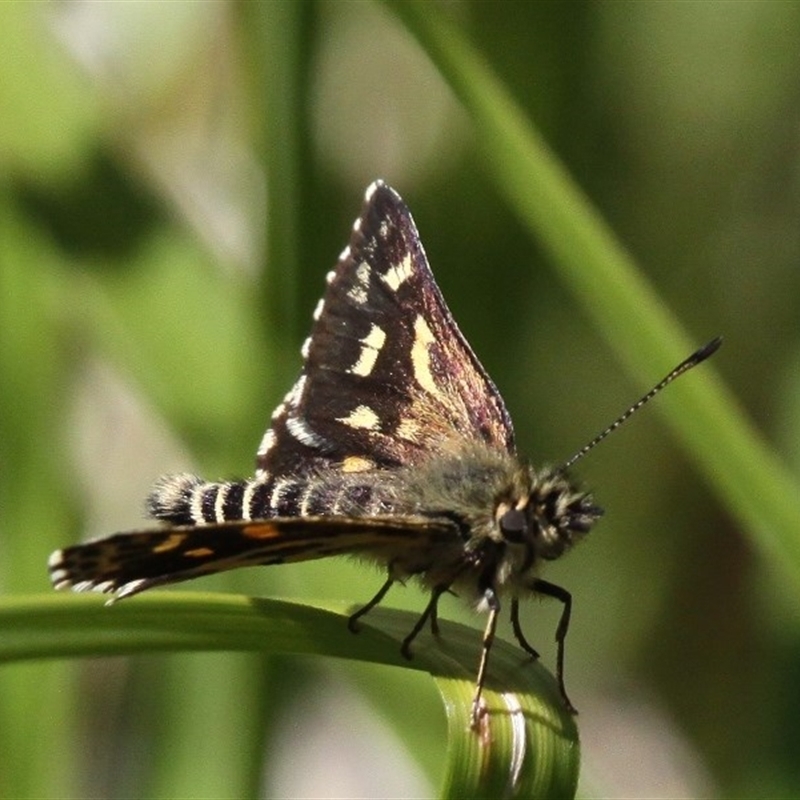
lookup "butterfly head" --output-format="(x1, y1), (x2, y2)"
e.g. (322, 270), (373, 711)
(496, 467), (603, 563)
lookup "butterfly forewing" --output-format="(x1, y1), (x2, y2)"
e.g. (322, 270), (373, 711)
(258, 181), (515, 479)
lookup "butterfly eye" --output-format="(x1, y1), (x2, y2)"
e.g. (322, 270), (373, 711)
(499, 507), (527, 542)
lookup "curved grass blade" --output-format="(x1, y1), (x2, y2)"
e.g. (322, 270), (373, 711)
(0, 592), (579, 799)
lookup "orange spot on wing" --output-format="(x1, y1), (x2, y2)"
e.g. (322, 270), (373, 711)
(242, 523), (283, 540)
(184, 547), (215, 558)
(152, 533), (187, 553)
(342, 455), (374, 473)
(184, 547), (214, 558)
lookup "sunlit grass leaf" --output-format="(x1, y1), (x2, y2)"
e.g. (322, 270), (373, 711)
(0, 592), (579, 799)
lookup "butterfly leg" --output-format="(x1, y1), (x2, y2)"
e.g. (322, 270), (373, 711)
(510, 596), (540, 660)
(430, 594), (441, 637)
(400, 585), (448, 658)
(471, 586), (500, 728)
(531, 578), (577, 714)
(428, 585), (461, 637)
(348, 576), (395, 633)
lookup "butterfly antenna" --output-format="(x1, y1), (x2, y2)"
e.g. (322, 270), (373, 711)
(561, 336), (722, 471)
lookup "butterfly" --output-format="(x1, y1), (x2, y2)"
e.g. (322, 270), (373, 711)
(49, 180), (720, 726)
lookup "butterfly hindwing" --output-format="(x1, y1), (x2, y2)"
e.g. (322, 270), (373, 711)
(258, 181), (515, 479)
(49, 515), (457, 600)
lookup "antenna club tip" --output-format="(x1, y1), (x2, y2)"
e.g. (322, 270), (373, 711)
(693, 336), (723, 364)
(560, 335), (722, 470)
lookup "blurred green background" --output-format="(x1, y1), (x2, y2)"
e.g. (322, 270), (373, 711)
(2, 1), (799, 797)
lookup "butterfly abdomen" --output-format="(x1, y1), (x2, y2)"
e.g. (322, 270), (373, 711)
(147, 471), (399, 526)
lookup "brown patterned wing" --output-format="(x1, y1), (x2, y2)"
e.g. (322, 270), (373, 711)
(258, 180), (515, 478)
(49, 515), (457, 600)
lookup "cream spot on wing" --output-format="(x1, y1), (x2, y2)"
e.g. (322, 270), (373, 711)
(347, 261), (371, 305)
(355, 261), (370, 284)
(300, 336), (312, 359)
(411, 314), (438, 394)
(312, 298), (325, 321)
(341, 455), (375, 473)
(287, 417), (325, 448)
(257, 429), (275, 458)
(396, 417), (420, 442)
(116, 578), (148, 599)
(349, 323), (386, 377)
(337, 404), (381, 431)
(365, 180), (382, 202)
(348, 285), (367, 304)
(285, 374), (307, 406)
(381, 253), (414, 291)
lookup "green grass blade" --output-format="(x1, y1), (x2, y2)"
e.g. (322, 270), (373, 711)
(0, 592), (579, 799)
